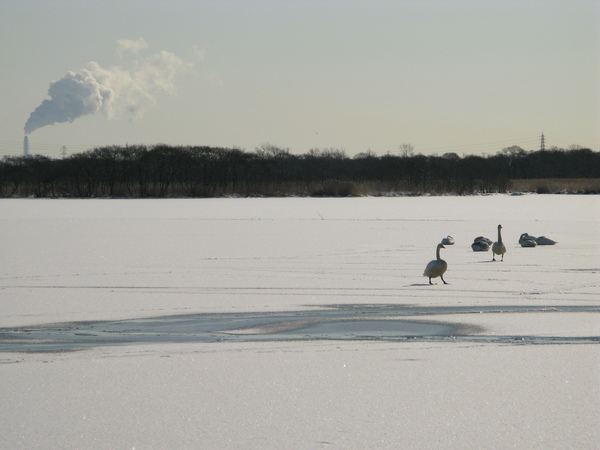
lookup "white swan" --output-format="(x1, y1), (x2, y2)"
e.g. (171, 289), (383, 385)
(492, 224), (506, 261)
(471, 236), (491, 251)
(535, 235), (557, 245)
(471, 241), (490, 251)
(441, 235), (455, 245)
(520, 232), (557, 246)
(424, 243), (448, 285)
(519, 233), (537, 247)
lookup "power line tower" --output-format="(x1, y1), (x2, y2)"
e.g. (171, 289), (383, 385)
(540, 133), (545, 151)
(60, 145), (68, 159)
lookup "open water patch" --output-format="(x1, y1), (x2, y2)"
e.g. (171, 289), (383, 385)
(0, 304), (598, 353)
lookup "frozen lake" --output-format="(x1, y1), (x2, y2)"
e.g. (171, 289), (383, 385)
(1, 195), (599, 448)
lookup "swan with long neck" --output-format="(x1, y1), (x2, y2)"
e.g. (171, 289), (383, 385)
(424, 243), (448, 284)
(520, 232), (557, 245)
(519, 233), (537, 247)
(492, 224), (506, 261)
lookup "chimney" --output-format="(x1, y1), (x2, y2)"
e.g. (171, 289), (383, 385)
(23, 135), (29, 157)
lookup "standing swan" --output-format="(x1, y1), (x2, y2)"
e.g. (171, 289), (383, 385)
(492, 224), (506, 261)
(424, 243), (448, 284)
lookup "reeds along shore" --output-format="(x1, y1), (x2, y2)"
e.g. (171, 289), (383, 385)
(1, 176), (599, 198)
(507, 178), (600, 195)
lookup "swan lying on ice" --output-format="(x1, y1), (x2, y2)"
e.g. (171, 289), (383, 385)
(424, 243), (448, 285)
(535, 236), (557, 245)
(471, 236), (491, 251)
(492, 224), (506, 261)
(520, 233), (557, 245)
(519, 233), (537, 247)
(471, 241), (490, 251)
(441, 236), (455, 245)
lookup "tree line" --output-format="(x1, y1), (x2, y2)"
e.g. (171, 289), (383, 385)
(1, 143), (598, 198)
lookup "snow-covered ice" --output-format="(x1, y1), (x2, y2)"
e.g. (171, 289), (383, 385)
(1, 195), (599, 448)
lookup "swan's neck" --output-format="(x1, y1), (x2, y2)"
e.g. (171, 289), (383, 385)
(436, 246), (441, 260)
(497, 227), (503, 243)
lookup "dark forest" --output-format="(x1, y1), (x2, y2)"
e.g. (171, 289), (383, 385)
(1, 144), (599, 198)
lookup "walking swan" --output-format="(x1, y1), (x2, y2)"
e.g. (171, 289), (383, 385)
(424, 243), (448, 285)
(492, 224), (506, 261)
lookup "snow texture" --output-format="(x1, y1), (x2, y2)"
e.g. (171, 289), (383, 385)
(1, 195), (599, 449)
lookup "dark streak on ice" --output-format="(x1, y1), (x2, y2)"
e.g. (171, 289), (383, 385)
(0, 304), (598, 353)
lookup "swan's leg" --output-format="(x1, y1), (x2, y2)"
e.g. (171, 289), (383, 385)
(429, 277), (433, 285)
(441, 276), (448, 284)
(492, 255), (496, 261)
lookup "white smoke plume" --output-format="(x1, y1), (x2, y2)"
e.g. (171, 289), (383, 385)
(24, 39), (189, 135)
(116, 37), (148, 57)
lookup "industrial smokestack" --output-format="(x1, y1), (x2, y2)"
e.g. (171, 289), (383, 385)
(23, 135), (29, 157)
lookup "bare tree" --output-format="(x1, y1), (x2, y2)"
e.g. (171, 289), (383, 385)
(398, 143), (415, 158)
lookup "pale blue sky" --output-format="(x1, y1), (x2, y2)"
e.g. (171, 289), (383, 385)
(1, 0), (598, 158)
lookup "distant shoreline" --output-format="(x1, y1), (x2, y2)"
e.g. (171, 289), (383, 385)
(2, 145), (599, 197)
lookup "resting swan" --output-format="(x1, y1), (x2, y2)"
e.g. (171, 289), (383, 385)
(471, 241), (490, 251)
(536, 236), (557, 245)
(441, 235), (455, 245)
(520, 233), (557, 245)
(471, 236), (491, 251)
(492, 224), (506, 261)
(424, 243), (448, 285)
(519, 233), (537, 247)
